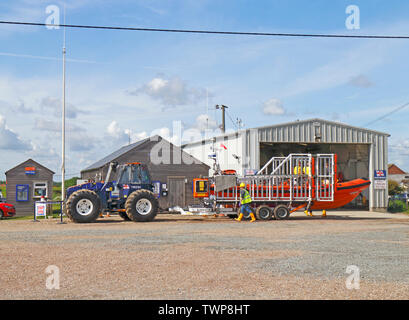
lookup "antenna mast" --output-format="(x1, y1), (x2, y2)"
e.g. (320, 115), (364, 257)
(215, 104), (228, 133)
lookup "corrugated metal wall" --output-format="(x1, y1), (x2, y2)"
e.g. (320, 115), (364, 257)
(244, 120), (389, 211)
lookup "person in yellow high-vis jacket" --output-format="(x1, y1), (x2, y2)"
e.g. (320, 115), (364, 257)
(235, 183), (256, 222)
(294, 166), (310, 175)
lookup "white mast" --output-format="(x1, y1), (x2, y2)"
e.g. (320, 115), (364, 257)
(61, 5), (66, 205)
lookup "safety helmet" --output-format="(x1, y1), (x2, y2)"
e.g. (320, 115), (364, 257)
(240, 182), (245, 188)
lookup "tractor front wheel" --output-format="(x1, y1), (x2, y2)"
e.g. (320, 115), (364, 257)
(65, 189), (101, 223)
(125, 190), (158, 222)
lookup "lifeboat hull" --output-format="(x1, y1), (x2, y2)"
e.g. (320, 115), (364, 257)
(311, 178), (371, 210)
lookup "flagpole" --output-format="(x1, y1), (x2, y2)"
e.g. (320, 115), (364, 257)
(61, 5), (66, 208)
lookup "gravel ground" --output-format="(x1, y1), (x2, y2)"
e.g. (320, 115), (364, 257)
(0, 210), (408, 300)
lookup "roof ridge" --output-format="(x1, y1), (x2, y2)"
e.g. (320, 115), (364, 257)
(5, 158), (55, 175)
(82, 136), (152, 172)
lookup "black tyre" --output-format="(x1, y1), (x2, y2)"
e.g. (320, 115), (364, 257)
(274, 204), (290, 220)
(65, 189), (101, 223)
(62, 202), (71, 220)
(228, 211), (239, 219)
(256, 205), (272, 220)
(0, 209), (3, 219)
(118, 211), (131, 221)
(125, 190), (158, 222)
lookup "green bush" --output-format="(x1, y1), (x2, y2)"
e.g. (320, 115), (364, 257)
(388, 180), (404, 196)
(388, 199), (407, 213)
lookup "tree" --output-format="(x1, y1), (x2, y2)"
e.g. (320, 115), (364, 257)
(388, 179), (404, 196)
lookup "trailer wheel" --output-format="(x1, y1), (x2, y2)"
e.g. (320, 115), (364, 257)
(125, 190), (158, 222)
(256, 205), (272, 220)
(274, 204), (290, 220)
(65, 189), (101, 223)
(118, 212), (131, 221)
(229, 212), (238, 219)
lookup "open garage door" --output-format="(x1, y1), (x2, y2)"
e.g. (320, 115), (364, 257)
(259, 143), (370, 209)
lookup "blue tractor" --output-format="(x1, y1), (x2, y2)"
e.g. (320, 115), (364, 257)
(64, 162), (159, 223)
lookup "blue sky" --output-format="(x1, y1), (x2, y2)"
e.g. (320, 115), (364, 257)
(1, 0), (409, 180)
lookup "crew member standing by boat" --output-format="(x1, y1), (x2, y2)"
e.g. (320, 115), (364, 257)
(235, 183), (256, 222)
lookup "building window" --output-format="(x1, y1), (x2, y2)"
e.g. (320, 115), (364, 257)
(16, 185), (29, 202)
(33, 182), (48, 198)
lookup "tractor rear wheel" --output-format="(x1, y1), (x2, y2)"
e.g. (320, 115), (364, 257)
(65, 189), (101, 223)
(125, 190), (158, 222)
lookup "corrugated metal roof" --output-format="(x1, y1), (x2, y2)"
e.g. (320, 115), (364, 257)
(255, 118), (390, 137)
(182, 118), (390, 148)
(81, 137), (152, 172)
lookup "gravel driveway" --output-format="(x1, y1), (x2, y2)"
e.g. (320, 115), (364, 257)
(1, 210), (408, 299)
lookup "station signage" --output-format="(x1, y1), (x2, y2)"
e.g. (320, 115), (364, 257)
(374, 170), (386, 180)
(244, 169), (258, 176)
(374, 180), (387, 190)
(25, 167), (36, 175)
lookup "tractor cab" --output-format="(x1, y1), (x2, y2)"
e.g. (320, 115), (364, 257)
(115, 163), (151, 186)
(104, 162), (154, 208)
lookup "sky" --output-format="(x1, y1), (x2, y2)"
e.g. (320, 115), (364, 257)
(1, 0), (409, 180)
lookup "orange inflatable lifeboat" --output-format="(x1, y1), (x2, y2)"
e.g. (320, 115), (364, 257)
(311, 178), (370, 210)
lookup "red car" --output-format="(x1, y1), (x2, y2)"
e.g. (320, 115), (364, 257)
(0, 202), (16, 218)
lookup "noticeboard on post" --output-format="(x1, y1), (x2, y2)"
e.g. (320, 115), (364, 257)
(35, 202), (47, 218)
(374, 180), (387, 190)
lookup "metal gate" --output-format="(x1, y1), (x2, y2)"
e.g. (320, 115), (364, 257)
(213, 154), (334, 204)
(315, 154), (335, 202)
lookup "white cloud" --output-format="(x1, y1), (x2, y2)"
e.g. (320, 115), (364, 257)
(263, 98), (285, 115)
(34, 118), (60, 132)
(195, 114), (218, 131)
(106, 121), (131, 146)
(275, 38), (396, 99)
(129, 76), (207, 108)
(40, 96), (86, 119)
(348, 74), (374, 88)
(106, 121), (149, 146)
(107, 121), (122, 138)
(150, 127), (179, 144)
(128, 129), (148, 142)
(34, 117), (86, 133)
(30, 141), (59, 160)
(0, 114), (32, 151)
(68, 132), (100, 152)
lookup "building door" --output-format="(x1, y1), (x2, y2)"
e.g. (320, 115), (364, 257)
(168, 177), (186, 208)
